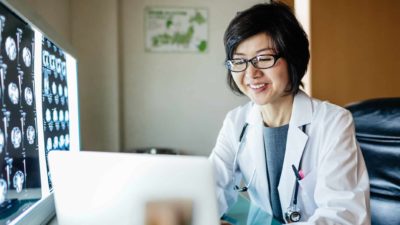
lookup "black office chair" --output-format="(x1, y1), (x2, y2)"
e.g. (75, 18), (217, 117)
(346, 98), (400, 225)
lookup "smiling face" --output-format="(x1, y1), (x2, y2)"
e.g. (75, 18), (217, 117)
(231, 33), (292, 106)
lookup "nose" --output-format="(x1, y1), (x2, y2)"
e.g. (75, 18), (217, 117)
(245, 62), (261, 79)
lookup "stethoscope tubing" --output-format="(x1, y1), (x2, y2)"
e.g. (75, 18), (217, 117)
(232, 123), (307, 221)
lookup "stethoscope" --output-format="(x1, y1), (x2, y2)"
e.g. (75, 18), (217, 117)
(232, 123), (255, 192)
(232, 122), (306, 223)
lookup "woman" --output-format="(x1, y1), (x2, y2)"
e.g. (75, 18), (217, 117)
(209, 2), (370, 225)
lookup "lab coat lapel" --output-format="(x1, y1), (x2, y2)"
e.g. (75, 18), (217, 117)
(245, 104), (272, 212)
(278, 91), (312, 212)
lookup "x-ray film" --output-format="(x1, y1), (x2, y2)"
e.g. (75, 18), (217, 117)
(41, 37), (69, 190)
(0, 2), (41, 222)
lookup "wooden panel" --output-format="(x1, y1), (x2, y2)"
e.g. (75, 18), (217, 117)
(274, 0), (295, 9)
(311, 0), (400, 105)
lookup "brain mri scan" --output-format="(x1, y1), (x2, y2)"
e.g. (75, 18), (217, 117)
(11, 127), (22, 149)
(5, 36), (17, 61)
(59, 109), (64, 122)
(47, 137), (52, 151)
(53, 136), (58, 149)
(27, 125), (35, 145)
(13, 171), (25, 193)
(59, 135), (64, 148)
(24, 87), (33, 105)
(45, 109), (51, 122)
(52, 81), (57, 95)
(8, 82), (19, 104)
(22, 46), (31, 67)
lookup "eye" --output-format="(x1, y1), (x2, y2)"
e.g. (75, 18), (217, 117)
(257, 55), (274, 62)
(231, 59), (246, 65)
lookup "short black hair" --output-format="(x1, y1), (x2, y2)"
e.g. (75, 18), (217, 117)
(224, 2), (310, 95)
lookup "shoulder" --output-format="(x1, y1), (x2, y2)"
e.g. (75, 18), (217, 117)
(311, 98), (352, 123)
(309, 97), (355, 137)
(225, 101), (253, 122)
(292, 91), (353, 127)
(219, 101), (253, 140)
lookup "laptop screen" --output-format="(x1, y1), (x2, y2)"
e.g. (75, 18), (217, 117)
(49, 151), (219, 225)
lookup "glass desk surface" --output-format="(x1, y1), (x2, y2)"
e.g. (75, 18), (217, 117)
(46, 194), (282, 225)
(224, 194), (282, 225)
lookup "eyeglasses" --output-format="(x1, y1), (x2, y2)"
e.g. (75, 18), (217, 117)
(225, 54), (281, 72)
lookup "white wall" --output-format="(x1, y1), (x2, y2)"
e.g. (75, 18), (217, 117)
(20, 0), (121, 151)
(121, 0), (264, 155)
(20, 0), (267, 155)
(24, 0), (71, 41)
(70, 0), (120, 151)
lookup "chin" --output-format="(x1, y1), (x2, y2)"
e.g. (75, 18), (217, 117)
(252, 98), (271, 106)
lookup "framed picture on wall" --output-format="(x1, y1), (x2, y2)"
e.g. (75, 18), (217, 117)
(145, 6), (208, 53)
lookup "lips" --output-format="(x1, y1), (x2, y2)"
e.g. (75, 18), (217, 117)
(248, 83), (268, 93)
(249, 83), (266, 89)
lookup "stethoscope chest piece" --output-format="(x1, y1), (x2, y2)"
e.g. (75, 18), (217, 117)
(285, 205), (301, 223)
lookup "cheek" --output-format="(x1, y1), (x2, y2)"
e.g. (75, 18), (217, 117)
(232, 75), (245, 88)
(283, 70), (291, 87)
(275, 75), (290, 90)
(232, 75), (250, 94)
(274, 63), (291, 86)
(280, 72), (290, 85)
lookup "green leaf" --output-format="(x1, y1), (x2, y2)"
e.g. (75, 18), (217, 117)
(197, 40), (207, 52)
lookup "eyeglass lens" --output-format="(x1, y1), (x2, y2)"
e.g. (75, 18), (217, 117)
(226, 55), (279, 72)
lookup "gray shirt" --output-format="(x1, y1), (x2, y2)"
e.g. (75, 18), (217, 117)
(263, 124), (289, 223)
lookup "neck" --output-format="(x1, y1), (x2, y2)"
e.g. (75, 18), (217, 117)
(260, 94), (294, 127)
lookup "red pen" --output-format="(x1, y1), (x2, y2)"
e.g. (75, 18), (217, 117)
(291, 164), (302, 180)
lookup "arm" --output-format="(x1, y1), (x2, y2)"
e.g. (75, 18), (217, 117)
(300, 109), (370, 225)
(209, 113), (241, 217)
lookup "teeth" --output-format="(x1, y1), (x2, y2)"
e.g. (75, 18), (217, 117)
(250, 83), (265, 89)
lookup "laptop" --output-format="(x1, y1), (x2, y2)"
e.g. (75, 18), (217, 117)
(48, 151), (220, 225)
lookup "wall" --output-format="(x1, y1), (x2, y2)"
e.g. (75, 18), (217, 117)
(24, 0), (70, 41)
(19, 0), (121, 151)
(19, 0), (266, 155)
(70, 0), (120, 151)
(18, 0), (400, 155)
(120, 0), (264, 155)
(278, 0), (294, 8)
(311, 0), (400, 106)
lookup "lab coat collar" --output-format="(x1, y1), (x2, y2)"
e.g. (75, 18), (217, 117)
(245, 102), (263, 126)
(245, 90), (313, 127)
(290, 90), (313, 127)
(279, 90), (312, 217)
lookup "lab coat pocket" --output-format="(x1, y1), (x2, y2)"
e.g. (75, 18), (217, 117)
(298, 169), (318, 217)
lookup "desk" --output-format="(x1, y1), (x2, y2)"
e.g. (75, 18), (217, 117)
(224, 194), (282, 225)
(46, 194), (281, 225)
(47, 216), (58, 225)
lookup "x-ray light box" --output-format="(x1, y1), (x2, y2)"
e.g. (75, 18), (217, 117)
(0, 0), (80, 224)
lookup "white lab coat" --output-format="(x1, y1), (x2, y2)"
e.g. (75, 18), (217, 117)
(209, 91), (370, 225)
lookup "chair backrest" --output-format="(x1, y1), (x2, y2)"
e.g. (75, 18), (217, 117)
(346, 98), (400, 225)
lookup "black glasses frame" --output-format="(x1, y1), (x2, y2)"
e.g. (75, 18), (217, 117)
(225, 54), (281, 72)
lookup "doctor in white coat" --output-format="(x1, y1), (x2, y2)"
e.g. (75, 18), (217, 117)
(209, 2), (370, 225)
